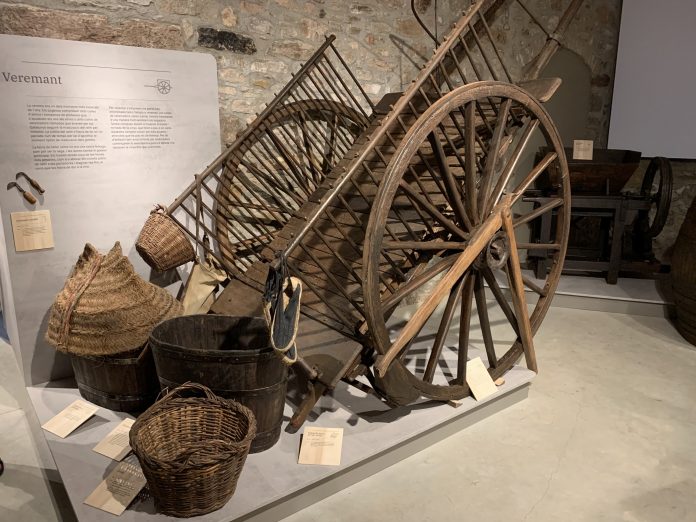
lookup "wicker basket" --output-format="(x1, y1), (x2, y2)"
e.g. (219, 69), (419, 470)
(129, 382), (256, 517)
(136, 205), (195, 271)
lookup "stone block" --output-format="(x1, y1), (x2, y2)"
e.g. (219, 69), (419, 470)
(299, 18), (327, 39)
(396, 19), (421, 37)
(155, 0), (199, 16)
(198, 27), (257, 54)
(269, 39), (314, 60)
(221, 6), (237, 27)
(349, 4), (373, 15)
(240, 0), (265, 15)
(249, 18), (272, 35)
(251, 60), (289, 74)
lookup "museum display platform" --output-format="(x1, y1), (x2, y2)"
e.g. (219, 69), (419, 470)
(27, 362), (533, 521)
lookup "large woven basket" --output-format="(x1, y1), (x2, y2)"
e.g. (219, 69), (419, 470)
(136, 205), (195, 271)
(129, 382), (256, 517)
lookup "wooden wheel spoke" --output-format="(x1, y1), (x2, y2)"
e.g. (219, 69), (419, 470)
(513, 197), (563, 227)
(427, 128), (473, 232)
(382, 240), (467, 251)
(464, 101), (479, 224)
(502, 207), (538, 372)
(398, 180), (468, 240)
(424, 276), (465, 383)
(480, 266), (519, 335)
(375, 208), (504, 376)
(478, 98), (512, 217)
(473, 271), (498, 368)
(510, 152), (558, 204)
(381, 254), (459, 312)
(456, 273), (475, 385)
(520, 272), (547, 296)
(486, 117), (540, 215)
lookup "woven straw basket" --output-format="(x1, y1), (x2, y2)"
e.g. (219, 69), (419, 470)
(136, 206), (195, 271)
(129, 383), (256, 517)
(45, 242), (182, 357)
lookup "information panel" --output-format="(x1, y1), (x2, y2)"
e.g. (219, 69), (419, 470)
(0, 35), (221, 384)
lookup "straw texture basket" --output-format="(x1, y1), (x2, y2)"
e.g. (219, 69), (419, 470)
(136, 206), (195, 271)
(45, 242), (183, 356)
(129, 383), (256, 517)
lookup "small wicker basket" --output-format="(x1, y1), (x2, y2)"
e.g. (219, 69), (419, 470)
(129, 382), (256, 517)
(135, 205), (195, 271)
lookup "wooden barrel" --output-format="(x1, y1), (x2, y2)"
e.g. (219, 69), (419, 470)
(70, 345), (159, 412)
(672, 196), (696, 345)
(149, 315), (287, 453)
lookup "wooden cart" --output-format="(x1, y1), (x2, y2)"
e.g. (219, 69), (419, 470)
(164, 0), (583, 427)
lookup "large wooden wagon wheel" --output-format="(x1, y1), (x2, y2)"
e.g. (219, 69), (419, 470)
(214, 99), (365, 265)
(364, 81), (570, 402)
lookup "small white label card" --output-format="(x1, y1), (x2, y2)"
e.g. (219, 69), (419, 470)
(465, 357), (498, 401)
(10, 209), (55, 252)
(84, 456), (146, 516)
(572, 139), (594, 160)
(93, 418), (135, 461)
(298, 427), (344, 466)
(42, 399), (99, 438)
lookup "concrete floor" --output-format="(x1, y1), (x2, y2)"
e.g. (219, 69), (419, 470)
(2, 305), (696, 521)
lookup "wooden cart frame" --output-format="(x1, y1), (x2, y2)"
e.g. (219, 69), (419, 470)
(165, 0), (584, 427)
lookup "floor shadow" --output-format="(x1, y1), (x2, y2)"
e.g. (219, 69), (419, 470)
(0, 463), (77, 522)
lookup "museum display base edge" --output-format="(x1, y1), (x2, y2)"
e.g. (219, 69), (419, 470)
(26, 367), (533, 522)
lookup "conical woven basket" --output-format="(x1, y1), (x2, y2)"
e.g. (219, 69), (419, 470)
(45, 242), (183, 356)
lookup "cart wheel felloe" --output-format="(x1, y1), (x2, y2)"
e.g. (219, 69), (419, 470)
(364, 82), (570, 401)
(639, 156), (672, 238)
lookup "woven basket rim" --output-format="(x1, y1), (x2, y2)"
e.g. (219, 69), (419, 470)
(130, 397), (257, 471)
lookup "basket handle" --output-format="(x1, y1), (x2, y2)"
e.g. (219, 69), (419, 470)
(150, 203), (168, 215)
(156, 382), (219, 404)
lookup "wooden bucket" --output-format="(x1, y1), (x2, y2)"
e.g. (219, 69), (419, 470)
(149, 315), (287, 453)
(69, 345), (159, 412)
(672, 196), (696, 345)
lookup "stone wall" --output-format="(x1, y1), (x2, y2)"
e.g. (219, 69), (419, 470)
(0, 0), (620, 147)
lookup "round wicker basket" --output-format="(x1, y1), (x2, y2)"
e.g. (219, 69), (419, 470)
(129, 383), (256, 517)
(136, 206), (195, 271)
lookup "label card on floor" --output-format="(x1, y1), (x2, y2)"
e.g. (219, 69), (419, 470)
(298, 427), (343, 466)
(84, 456), (146, 515)
(93, 418), (134, 461)
(10, 210), (55, 252)
(466, 357), (498, 401)
(572, 139), (594, 160)
(42, 399), (98, 438)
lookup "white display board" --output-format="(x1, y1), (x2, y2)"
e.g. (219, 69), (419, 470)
(0, 35), (221, 384)
(608, 1), (696, 158)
